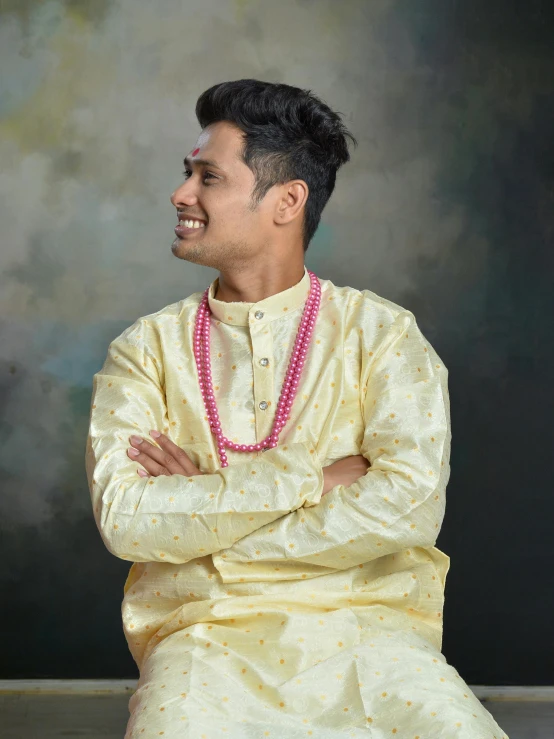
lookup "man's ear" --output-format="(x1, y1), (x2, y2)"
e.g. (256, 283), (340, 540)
(275, 180), (309, 225)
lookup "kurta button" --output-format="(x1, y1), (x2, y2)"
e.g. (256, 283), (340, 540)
(259, 401), (268, 410)
(259, 358), (269, 366)
(254, 311), (264, 319)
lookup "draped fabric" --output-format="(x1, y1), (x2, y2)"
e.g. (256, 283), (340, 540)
(86, 266), (508, 738)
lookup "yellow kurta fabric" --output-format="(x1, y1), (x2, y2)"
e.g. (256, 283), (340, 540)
(86, 266), (508, 738)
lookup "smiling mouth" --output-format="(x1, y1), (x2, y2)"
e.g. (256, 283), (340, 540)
(175, 219), (207, 237)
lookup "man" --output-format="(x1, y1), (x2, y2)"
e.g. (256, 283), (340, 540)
(86, 80), (508, 738)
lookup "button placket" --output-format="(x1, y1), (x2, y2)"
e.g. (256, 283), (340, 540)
(250, 314), (274, 443)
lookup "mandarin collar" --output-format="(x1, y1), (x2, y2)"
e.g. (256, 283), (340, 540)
(207, 266), (311, 327)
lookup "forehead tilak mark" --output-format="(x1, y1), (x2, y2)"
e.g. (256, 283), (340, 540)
(192, 148), (200, 157)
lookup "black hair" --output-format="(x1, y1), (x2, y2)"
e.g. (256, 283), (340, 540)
(195, 79), (357, 252)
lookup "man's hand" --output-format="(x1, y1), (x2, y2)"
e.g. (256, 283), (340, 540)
(127, 430), (204, 478)
(322, 454), (370, 496)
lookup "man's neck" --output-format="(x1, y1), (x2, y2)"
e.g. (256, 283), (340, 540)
(214, 264), (305, 304)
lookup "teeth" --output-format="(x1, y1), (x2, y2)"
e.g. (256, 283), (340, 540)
(179, 219), (205, 229)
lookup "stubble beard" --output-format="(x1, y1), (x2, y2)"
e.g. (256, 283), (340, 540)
(171, 236), (253, 272)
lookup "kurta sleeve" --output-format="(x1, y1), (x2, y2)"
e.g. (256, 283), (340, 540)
(85, 319), (324, 565)
(212, 309), (451, 582)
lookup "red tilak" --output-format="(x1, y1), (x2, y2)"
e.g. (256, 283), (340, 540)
(192, 148), (200, 157)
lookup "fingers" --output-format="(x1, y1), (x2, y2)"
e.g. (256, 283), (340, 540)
(149, 430), (202, 476)
(127, 434), (189, 477)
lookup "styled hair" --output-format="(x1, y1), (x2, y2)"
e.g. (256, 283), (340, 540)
(195, 79), (357, 252)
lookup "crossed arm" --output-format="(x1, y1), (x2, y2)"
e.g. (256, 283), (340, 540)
(211, 311), (451, 581)
(86, 318), (326, 564)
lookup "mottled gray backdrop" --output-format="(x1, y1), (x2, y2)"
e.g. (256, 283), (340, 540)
(1, 0), (552, 682)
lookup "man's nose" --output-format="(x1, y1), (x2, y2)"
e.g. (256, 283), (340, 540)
(170, 181), (198, 208)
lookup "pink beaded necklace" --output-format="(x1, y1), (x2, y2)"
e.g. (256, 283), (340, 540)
(194, 270), (322, 468)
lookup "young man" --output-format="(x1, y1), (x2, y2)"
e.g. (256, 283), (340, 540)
(86, 80), (508, 738)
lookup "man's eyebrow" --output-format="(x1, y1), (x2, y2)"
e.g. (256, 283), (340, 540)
(183, 156), (224, 170)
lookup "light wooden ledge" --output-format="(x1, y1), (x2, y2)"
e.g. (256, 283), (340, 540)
(0, 681), (553, 701)
(472, 686), (554, 702)
(0, 680), (137, 695)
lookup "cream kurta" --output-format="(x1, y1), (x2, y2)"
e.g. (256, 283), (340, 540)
(86, 266), (508, 738)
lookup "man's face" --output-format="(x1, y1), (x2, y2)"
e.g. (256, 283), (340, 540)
(170, 121), (276, 270)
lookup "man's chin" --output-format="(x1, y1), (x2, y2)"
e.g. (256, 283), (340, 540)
(171, 238), (211, 266)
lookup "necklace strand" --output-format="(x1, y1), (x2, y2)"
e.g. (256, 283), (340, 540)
(193, 271), (321, 467)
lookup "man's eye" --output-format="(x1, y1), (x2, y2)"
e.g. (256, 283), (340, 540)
(182, 170), (216, 183)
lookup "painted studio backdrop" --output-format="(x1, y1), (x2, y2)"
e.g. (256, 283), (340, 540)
(1, 1), (552, 684)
